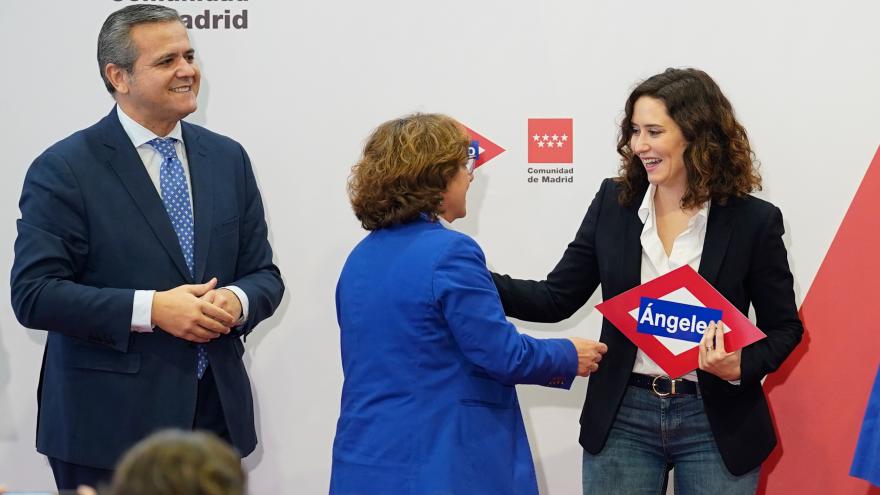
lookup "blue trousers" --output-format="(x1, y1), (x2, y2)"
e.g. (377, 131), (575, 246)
(582, 384), (759, 495)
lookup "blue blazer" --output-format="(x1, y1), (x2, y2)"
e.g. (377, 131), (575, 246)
(330, 218), (577, 495)
(10, 108), (284, 469)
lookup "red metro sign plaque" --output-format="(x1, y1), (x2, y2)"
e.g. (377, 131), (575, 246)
(595, 265), (766, 378)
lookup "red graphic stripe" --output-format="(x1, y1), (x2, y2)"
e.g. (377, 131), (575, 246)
(761, 146), (880, 493)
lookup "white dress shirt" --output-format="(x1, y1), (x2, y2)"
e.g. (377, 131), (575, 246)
(116, 106), (249, 332)
(633, 184), (709, 382)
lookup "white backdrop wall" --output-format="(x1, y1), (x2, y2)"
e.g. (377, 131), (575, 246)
(1, 1), (878, 493)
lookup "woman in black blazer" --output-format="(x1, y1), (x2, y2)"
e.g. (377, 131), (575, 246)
(493, 68), (803, 494)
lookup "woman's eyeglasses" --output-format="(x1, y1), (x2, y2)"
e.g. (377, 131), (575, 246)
(465, 157), (476, 175)
(465, 139), (479, 175)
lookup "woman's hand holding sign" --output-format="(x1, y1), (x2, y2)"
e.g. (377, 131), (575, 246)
(698, 321), (742, 380)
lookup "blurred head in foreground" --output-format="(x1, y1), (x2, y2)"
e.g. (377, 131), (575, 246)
(106, 430), (245, 495)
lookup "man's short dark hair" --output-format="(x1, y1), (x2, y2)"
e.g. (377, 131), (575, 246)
(97, 5), (182, 94)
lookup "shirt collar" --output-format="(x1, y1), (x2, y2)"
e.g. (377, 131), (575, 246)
(637, 184), (655, 225)
(637, 183), (711, 227)
(116, 105), (183, 149)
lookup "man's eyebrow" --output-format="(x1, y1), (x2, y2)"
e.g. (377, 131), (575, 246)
(150, 49), (196, 63)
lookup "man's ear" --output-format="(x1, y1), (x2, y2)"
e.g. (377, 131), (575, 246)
(105, 63), (130, 95)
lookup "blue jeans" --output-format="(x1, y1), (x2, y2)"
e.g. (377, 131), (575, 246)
(582, 385), (759, 495)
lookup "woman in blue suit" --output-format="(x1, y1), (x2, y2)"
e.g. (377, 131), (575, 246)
(330, 114), (607, 494)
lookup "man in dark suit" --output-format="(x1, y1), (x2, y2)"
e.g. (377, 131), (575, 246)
(10, 5), (283, 490)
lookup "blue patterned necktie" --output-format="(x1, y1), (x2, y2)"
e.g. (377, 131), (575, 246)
(148, 137), (209, 379)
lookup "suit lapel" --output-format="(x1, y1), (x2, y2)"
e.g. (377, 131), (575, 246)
(698, 199), (736, 285)
(183, 123), (214, 283)
(614, 191), (645, 360)
(620, 189), (646, 293)
(99, 109), (193, 282)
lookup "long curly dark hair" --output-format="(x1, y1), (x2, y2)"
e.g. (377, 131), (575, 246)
(616, 68), (762, 208)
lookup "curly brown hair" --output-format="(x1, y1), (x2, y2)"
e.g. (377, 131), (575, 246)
(349, 113), (470, 230)
(616, 68), (762, 208)
(104, 430), (246, 495)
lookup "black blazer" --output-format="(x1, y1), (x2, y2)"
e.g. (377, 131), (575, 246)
(492, 178), (803, 476)
(11, 108), (284, 469)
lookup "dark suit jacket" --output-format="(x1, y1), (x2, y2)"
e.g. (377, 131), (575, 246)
(10, 108), (284, 469)
(492, 178), (803, 476)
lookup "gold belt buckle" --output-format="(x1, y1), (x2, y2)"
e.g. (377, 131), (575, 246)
(651, 375), (676, 397)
